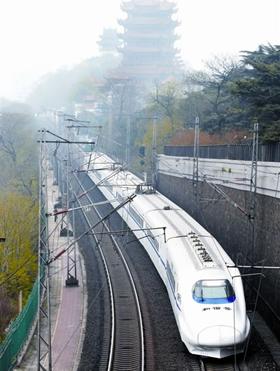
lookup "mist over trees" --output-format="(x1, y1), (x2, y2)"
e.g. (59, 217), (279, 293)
(27, 54), (121, 111)
(25, 42), (280, 176)
(111, 44), (279, 175)
(0, 105), (38, 195)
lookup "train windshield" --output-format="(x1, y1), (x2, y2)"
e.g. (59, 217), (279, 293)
(192, 279), (236, 304)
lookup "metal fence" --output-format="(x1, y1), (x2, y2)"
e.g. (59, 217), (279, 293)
(0, 279), (38, 371)
(164, 143), (280, 162)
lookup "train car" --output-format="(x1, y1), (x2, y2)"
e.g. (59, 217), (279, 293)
(81, 151), (250, 359)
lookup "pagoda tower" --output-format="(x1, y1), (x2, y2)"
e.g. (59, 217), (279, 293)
(98, 28), (121, 55)
(118, 0), (180, 82)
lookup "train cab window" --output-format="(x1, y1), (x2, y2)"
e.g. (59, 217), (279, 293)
(192, 279), (236, 304)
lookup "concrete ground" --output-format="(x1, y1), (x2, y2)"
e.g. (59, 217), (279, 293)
(15, 168), (86, 371)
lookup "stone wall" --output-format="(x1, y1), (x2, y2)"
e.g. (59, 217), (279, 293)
(157, 172), (280, 338)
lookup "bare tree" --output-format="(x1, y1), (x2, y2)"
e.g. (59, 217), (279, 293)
(0, 287), (17, 341)
(153, 80), (182, 133)
(185, 56), (242, 131)
(0, 111), (37, 197)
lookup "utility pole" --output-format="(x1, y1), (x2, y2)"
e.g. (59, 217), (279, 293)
(37, 129), (52, 371)
(193, 116), (200, 206)
(65, 124), (78, 286)
(0, 238), (8, 272)
(126, 114), (131, 168)
(37, 128), (95, 369)
(107, 93), (113, 154)
(249, 122), (259, 261)
(125, 81), (133, 169)
(152, 117), (158, 188)
(68, 182), (78, 286)
(63, 119), (99, 286)
(133, 115), (158, 187)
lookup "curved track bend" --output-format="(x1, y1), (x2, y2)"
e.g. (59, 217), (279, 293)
(71, 170), (278, 371)
(72, 172), (145, 371)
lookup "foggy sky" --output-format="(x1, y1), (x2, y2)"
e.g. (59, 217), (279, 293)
(0, 0), (279, 100)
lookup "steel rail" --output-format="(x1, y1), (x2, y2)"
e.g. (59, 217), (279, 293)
(72, 177), (115, 371)
(73, 172), (145, 371)
(200, 358), (241, 371)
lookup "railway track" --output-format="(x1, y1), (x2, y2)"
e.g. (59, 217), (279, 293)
(72, 171), (241, 371)
(72, 172), (145, 371)
(200, 359), (239, 371)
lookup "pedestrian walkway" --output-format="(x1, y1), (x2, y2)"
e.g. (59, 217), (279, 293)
(51, 255), (85, 371)
(16, 168), (86, 371)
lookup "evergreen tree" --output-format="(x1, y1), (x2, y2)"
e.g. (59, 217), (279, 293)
(232, 44), (280, 142)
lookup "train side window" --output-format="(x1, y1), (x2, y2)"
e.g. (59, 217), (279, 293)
(129, 206), (144, 227)
(145, 224), (159, 251)
(192, 279), (236, 304)
(166, 262), (176, 292)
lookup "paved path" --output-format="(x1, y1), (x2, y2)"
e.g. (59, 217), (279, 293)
(16, 168), (86, 371)
(47, 169), (86, 371)
(51, 252), (85, 371)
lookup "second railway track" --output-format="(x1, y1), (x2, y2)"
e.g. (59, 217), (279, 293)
(200, 359), (240, 371)
(72, 172), (145, 371)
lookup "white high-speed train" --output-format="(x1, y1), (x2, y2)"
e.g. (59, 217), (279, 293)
(81, 151), (250, 359)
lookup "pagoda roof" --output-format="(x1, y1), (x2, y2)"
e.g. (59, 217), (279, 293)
(120, 45), (178, 53)
(121, 0), (176, 12)
(125, 66), (175, 74)
(106, 58), (182, 81)
(105, 73), (133, 83)
(119, 17), (179, 27)
(119, 31), (178, 40)
(111, 64), (177, 79)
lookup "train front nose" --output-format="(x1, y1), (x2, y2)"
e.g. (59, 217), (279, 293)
(198, 326), (242, 347)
